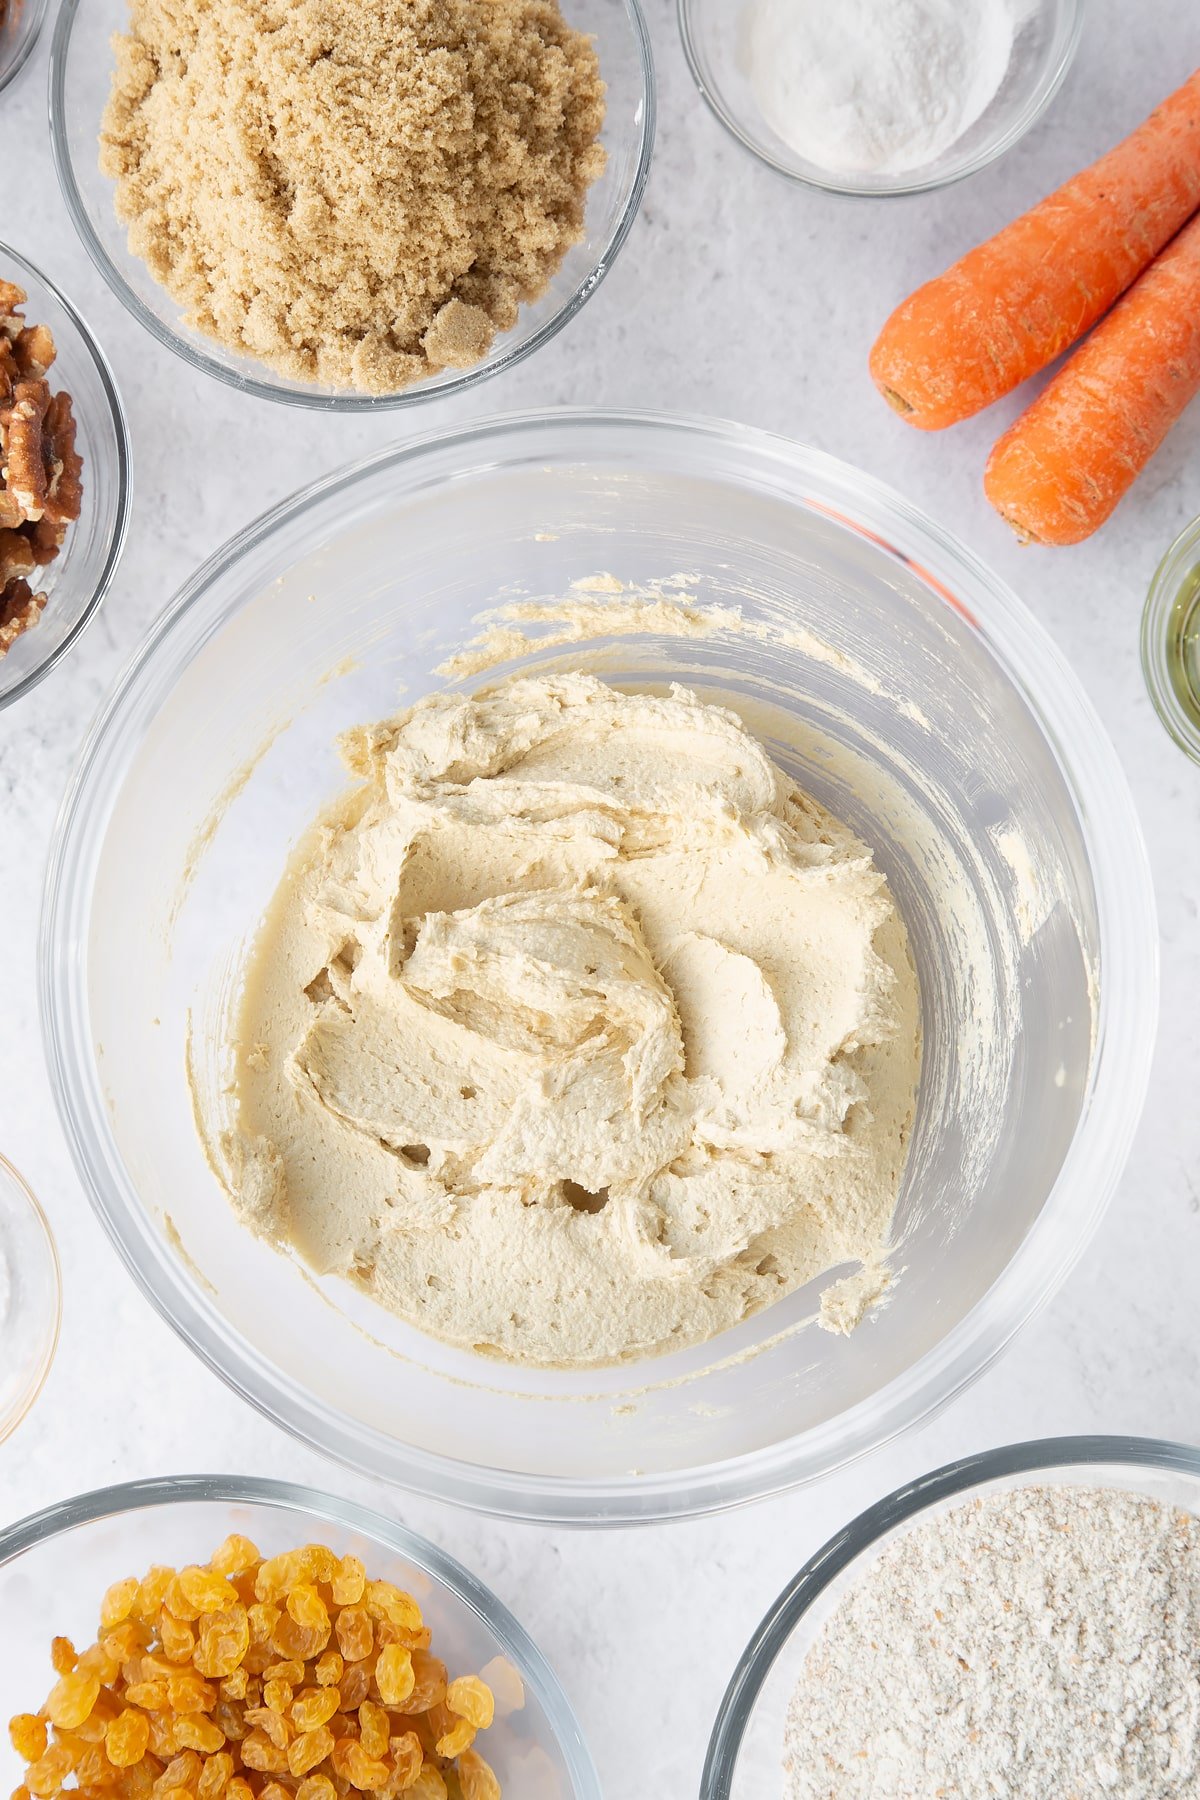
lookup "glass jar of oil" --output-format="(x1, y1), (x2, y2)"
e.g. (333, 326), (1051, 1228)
(1142, 516), (1200, 764)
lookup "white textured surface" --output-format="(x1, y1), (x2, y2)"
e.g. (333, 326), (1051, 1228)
(1, 3), (1199, 1795)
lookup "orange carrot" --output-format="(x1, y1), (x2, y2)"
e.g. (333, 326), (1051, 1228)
(983, 210), (1200, 545)
(870, 68), (1200, 430)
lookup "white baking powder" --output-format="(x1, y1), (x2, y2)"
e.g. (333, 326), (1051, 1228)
(785, 1485), (1200, 1798)
(745, 0), (1016, 177)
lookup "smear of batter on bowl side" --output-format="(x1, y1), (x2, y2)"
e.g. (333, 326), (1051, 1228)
(218, 671), (921, 1368)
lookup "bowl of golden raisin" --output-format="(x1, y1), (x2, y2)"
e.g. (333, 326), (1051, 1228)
(0, 1478), (599, 1800)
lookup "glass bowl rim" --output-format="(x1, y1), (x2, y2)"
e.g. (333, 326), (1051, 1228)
(0, 237), (132, 711)
(0, 1148), (62, 1443)
(701, 1432), (1200, 1797)
(47, 0), (656, 413)
(39, 406), (1158, 1524)
(675, 0), (1085, 198)
(0, 1470), (602, 1800)
(1140, 511), (1200, 766)
(0, 0), (51, 97)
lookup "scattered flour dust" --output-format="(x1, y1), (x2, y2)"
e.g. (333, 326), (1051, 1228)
(785, 1484), (1200, 1798)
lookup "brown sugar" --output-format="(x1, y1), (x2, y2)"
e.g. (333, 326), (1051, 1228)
(99, 0), (608, 395)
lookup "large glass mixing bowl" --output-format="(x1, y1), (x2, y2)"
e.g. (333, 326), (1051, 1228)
(40, 411), (1158, 1523)
(0, 1476), (600, 1800)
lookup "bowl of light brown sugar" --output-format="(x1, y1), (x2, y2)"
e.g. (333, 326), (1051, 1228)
(48, 0), (654, 409)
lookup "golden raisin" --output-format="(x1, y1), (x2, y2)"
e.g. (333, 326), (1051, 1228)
(334, 1740), (389, 1791)
(133, 1572), (173, 1625)
(258, 1784), (292, 1800)
(334, 1609), (372, 1665)
(166, 1675), (215, 1715)
(178, 1571), (238, 1618)
(336, 1665), (371, 1712)
(407, 1770), (447, 1800)
(388, 1732), (422, 1789)
(172, 1716), (225, 1755)
(194, 1611), (249, 1683)
(445, 1678), (493, 1732)
(262, 1662), (305, 1687)
(239, 1731), (288, 1775)
(46, 1672), (101, 1731)
(115, 1761), (162, 1800)
(373, 1648), (413, 1710)
(161, 1580), (201, 1627)
(211, 1704), (245, 1747)
(196, 1754), (233, 1800)
(75, 1742), (117, 1786)
(436, 1716), (474, 1759)
(262, 1681), (291, 1717)
(357, 1702), (388, 1761)
(314, 1654), (342, 1690)
(291, 1690), (340, 1734)
(286, 1588), (329, 1636)
(26, 1746), (76, 1796)
(10, 1715), (48, 1761)
(456, 1751), (499, 1800)
(254, 1555), (304, 1605)
(158, 1617), (195, 1667)
(50, 1640), (77, 1677)
(106, 1712), (151, 1770)
(363, 1586), (422, 1633)
(208, 1540), (260, 1581)
(123, 1685), (168, 1713)
(147, 1716), (178, 1760)
(406, 1655), (446, 1715)
(269, 1615), (324, 1664)
(225, 1783), (253, 1800)
(247, 1605), (280, 1647)
(243, 1708), (289, 1752)
(153, 1753), (201, 1796)
(286, 1726), (334, 1778)
(101, 1582), (140, 1632)
(217, 1672), (247, 1705)
(295, 1777), (337, 1800)
(329, 1561), (364, 1609)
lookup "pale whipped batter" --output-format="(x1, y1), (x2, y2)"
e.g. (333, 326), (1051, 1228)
(223, 674), (921, 1366)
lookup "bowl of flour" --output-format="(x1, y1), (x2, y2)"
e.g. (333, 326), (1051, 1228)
(703, 1436), (1200, 1798)
(678, 0), (1083, 195)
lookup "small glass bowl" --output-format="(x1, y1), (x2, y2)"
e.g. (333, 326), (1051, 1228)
(702, 1435), (1200, 1798)
(49, 0), (655, 411)
(0, 1153), (61, 1444)
(0, 1476), (601, 1800)
(0, 0), (49, 98)
(0, 240), (131, 710)
(1141, 513), (1200, 765)
(678, 0), (1083, 197)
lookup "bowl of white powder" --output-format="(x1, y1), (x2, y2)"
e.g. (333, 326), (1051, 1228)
(678, 0), (1083, 196)
(703, 1436), (1200, 1798)
(40, 411), (1155, 1523)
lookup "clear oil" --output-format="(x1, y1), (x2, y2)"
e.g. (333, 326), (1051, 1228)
(1165, 565), (1200, 734)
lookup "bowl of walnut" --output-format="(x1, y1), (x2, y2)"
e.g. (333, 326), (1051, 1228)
(0, 242), (130, 709)
(0, 1475), (601, 1800)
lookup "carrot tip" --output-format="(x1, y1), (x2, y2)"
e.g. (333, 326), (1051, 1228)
(879, 384), (915, 417)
